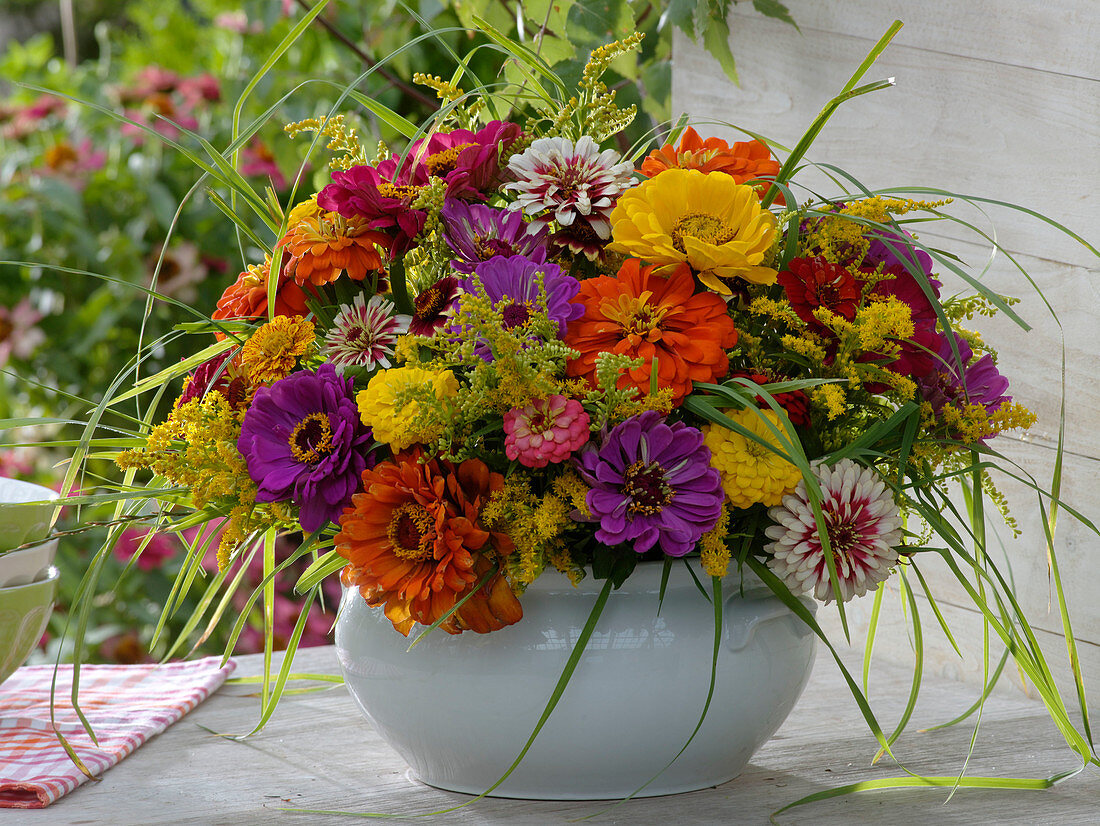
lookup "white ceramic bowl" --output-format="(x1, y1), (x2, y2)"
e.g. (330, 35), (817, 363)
(336, 560), (817, 799)
(0, 538), (59, 588)
(0, 565), (59, 686)
(0, 477), (59, 551)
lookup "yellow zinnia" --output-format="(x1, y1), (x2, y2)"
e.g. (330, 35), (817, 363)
(240, 315), (316, 384)
(607, 168), (778, 295)
(703, 409), (802, 509)
(356, 366), (459, 450)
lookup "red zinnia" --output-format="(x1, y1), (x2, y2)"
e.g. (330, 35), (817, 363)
(777, 256), (861, 336)
(564, 260), (738, 405)
(727, 371), (812, 427)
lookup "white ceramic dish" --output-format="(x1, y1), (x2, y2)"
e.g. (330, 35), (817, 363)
(0, 477), (59, 551)
(0, 565), (59, 686)
(0, 538), (59, 588)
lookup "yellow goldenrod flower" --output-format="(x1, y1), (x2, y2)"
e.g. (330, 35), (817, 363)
(704, 409), (802, 509)
(607, 168), (778, 295)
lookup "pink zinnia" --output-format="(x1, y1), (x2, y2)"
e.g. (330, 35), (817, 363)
(765, 459), (902, 603)
(0, 298), (45, 365)
(503, 395), (590, 468)
(240, 138), (287, 190)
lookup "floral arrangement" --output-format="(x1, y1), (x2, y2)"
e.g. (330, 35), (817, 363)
(52, 20), (1096, 805)
(116, 38), (1035, 634)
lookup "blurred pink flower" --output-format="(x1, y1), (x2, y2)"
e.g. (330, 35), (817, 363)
(25, 94), (66, 120)
(114, 527), (179, 572)
(0, 298), (45, 365)
(120, 92), (199, 143)
(240, 139), (287, 190)
(131, 66), (180, 98)
(178, 73), (222, 106)
(2, 96), (66, 139)
(39, 139), (106, 190)
(0, 449), (35, 478)
(215, 11), (262, 34)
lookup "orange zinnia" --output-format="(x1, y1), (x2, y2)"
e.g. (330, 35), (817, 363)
(336, 452), (522, 636)
(212, 258), (310, 328)
(639, 127), (784, 205)
(277, 211), (391, 289)
(563, 259), (739, 405)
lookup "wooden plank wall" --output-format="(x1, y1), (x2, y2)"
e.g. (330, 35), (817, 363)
(671, 2), (1100, 709)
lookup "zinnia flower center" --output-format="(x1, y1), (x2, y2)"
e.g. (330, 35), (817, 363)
(500, 301), (531, 329)
(827, 519), (860, 556)
(0, 318), (12, 343)
(670, 212), (738, 253)
(377, 182), (422, 202)
(623, 460), (673, 515)
(424, 142), (476, 177)
(386, 502), (435, 561)
(414, 283), (448, 319)
(289, 412), (334, 464)
(475, 235), (517, 261)
(601, 293), (669, 341)
(44, 141), (78, 169)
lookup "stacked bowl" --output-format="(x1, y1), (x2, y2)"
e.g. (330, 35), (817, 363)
(0, 477), (60, 686)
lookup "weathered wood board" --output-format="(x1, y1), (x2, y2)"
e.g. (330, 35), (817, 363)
(18, 646), (1100, 825)
(672, 0), (1100, 708)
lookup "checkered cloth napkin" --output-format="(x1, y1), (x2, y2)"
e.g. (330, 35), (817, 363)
(0, 657), (235, 808)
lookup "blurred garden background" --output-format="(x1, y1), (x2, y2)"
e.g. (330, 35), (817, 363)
(0, 0), (793, 664)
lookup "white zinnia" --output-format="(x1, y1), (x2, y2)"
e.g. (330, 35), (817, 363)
(764, 458), (902, 603)
(504, 135), (636, 237)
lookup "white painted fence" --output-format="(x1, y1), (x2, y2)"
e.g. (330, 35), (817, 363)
(672, 1), (1100, 708)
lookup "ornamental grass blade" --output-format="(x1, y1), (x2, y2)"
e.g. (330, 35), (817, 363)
(770, 768), (1089, 820)
(762, 20), (903, 208)
(746, 557), (897, 764)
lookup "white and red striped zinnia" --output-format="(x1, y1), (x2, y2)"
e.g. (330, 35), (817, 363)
(764, 459), (901, 602)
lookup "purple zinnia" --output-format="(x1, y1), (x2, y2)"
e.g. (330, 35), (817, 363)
(918, 332), (1011, 418)
(441, 199), (549, 273)
(237, 363), (371, 532)
(462, 254), (583, 360)
(577, 411), (725, 557)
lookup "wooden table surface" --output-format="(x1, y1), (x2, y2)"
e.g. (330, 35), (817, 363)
(11, 645), (1099, 825)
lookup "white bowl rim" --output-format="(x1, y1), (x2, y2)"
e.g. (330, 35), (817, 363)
(0, 565), (60, 594)
(0, 476), (60, 505)
(0, 537), (59, 557)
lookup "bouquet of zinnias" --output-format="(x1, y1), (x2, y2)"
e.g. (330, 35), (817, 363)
(113, 35), (1041, 644)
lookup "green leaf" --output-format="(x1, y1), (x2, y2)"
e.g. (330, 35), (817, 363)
(753, 0), (798, 29)
(702, 16), (738, 85)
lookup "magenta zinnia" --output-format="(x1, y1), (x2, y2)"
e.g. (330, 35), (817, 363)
(764, 459), (901, 602)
